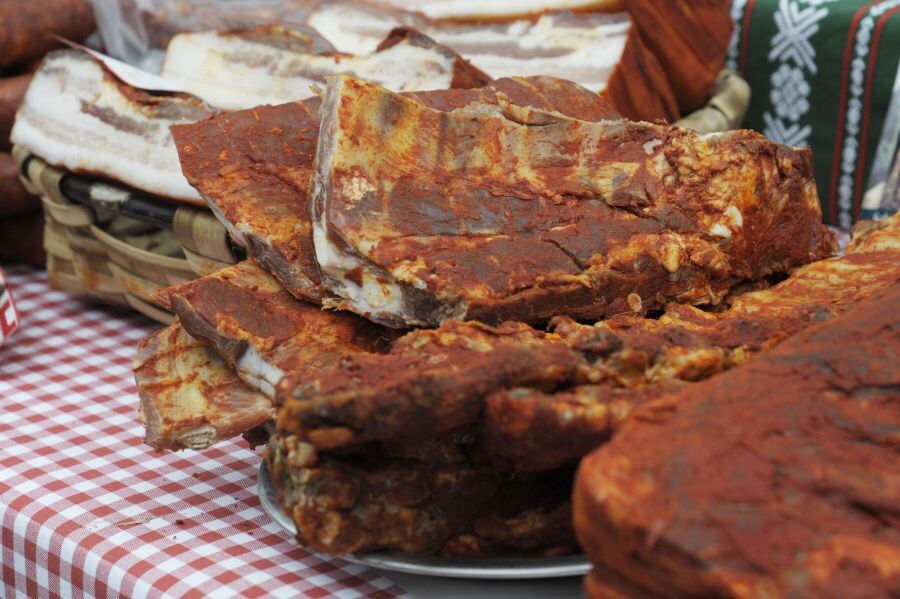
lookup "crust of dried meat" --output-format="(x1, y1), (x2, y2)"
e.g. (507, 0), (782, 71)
(312, 75), (833, 328)
(145, 217), (896, 461)
(482, 383), (682, 472)
(574, 284), (900, 599)
(172, 100), (327, 301)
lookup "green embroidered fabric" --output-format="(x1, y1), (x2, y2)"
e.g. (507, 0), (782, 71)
(728, 0), (900, 228)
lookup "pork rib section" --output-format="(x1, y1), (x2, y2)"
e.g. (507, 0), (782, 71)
(161, 25), (489, 111)
(574, 283), (900, 598)
(135, 323), (273, 450)
(10, 50), (215, 204)
(155, 260), (391, 400)
(171, 76), (619, 303)
(312, 75), (834, 328)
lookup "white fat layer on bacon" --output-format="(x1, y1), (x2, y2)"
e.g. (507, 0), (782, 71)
(307, 4), (399, 54)
(306, 5), (628, 92)
(379, 0), (618, 20)
(311, 77), (409, 325)
(10, 51), (206, 202)
(162, 32), (463, 111)
(421, 14), (628, 92)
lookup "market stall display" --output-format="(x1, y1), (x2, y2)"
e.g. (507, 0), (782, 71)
(2, 0), (898, 597)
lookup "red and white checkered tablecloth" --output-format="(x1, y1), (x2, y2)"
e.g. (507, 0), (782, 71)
(0, 266), (407, 599)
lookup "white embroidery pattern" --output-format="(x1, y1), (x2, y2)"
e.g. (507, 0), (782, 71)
(761, 0), (838, 148)
(836, 0), (900, 229)
(726, 0), (750, 71)
(771, 63), (812, 120)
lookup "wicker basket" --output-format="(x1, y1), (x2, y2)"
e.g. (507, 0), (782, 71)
(12, 69), (750, 324)
(13, 147), (241, 324)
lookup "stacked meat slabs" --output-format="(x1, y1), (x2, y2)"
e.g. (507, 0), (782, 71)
(575, 216), (900, 598)
(132, 68), (900, 562)
(7, 24), (501, 318)
(123, 0), (888, 572)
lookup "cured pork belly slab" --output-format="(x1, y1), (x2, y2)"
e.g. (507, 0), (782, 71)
(411, 11), (676, 121)
(481, 213), (900, 471)
(135, 323), (273, 450)
(173, 100), (326, 301)
(161, 25), (489, 111)
(281, 215), (896, 462)
(278, 319), (584, 451)
(305, 3), (677, 120)
(171, 76), (618, 302)
(574, 283), (900, 598)
(312, 76), (834, 328)
(10, 50), (215, 204)
(155, 260), (392, 399)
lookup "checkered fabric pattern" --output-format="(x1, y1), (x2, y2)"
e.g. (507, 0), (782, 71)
(0, 267), (407, 599)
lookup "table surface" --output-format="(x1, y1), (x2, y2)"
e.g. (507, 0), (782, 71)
(0, 267), (586, 599)
(0, 267), (407, 598)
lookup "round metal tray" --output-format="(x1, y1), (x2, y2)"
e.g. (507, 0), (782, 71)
(258, 461), (591, 579)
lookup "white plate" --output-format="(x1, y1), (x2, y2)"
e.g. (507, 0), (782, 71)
(257, 461), (591, 579)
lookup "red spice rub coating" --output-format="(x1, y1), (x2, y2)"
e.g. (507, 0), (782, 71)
(574, 284), (900, 599)
(171, 76), (618, 303)
(481, 213), (899, 473)
(277, 319), (584, 450)
(313, 76), (834, 328)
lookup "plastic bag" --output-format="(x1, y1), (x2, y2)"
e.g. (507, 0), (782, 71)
(89, 0), (314, 71)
